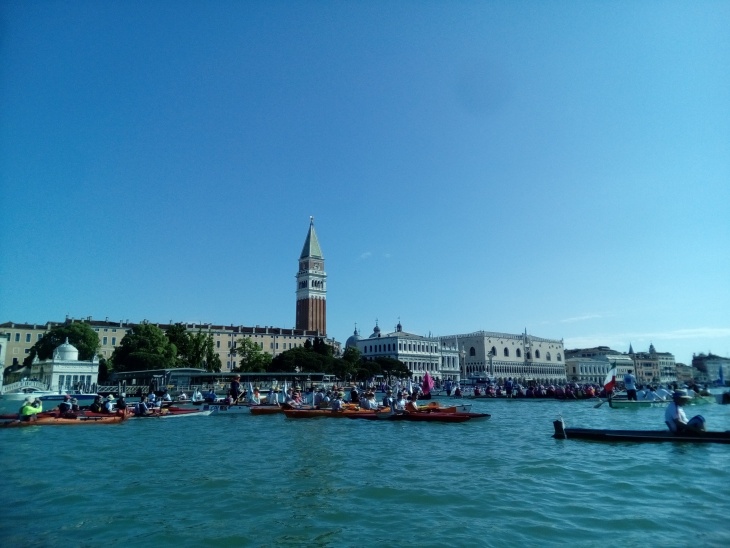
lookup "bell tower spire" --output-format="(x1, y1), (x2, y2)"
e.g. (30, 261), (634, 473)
(295, 217), (327, 335)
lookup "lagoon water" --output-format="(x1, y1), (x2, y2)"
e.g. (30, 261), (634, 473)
(1, 396), (729, 547)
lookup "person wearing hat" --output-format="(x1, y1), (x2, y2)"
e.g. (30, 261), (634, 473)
(103, 394), (116, 413)
(665, 390), (705, 433)
(382, 389), (395, 409)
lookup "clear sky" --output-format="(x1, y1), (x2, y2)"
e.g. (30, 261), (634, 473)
(1, 1), (729, 366)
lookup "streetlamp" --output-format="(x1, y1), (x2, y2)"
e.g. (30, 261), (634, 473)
(487, 349), (495, 379)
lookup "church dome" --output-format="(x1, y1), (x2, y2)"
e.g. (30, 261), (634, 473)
(370, 323), (381, 338)
(54, 338), (79, 361)
(345, 327), (361, 349)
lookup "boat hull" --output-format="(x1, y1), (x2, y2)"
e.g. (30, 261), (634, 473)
(2, 415), (126, 427)
(553, 420), (730, 444)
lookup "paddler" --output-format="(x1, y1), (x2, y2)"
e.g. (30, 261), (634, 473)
(230, 375), (242, 402)
(665, 390), (706, 434)
(19, 396), (42, 422)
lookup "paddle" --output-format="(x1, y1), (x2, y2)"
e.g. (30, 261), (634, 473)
(594, 394), (613, 409)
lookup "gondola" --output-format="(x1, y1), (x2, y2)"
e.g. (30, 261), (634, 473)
(552, 419), (730, 444)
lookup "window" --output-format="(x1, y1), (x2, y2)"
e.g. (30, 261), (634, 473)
(216, 341), (220, 348)
(15, 333), (20, 342)
(504, 348), (509, 357)
(112, 337), (116, 345)
(25, 333), (31, 342)
(37, 334), (43, 341)
(557, 353), (562, 362)
(103, 337), (108, 345)
(516, 349), (522, 358)
(469, 347), (476, 357)
(535, 350), (540, 359)
(546, 352), (551, 361)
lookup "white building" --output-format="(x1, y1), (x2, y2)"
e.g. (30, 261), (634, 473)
(347, 322), (461, 383)
(29, 338), (100, 392)
(440, 330), (566, 384)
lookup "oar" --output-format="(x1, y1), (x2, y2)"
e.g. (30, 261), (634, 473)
(594, 395), (612, 408)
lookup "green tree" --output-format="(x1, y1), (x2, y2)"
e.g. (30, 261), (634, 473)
(24, 322), (100, 366)
(111, 323), (177, 372)
(233, 337), (272, 372)
(269, 346), (325, 373)
(374, 356), (411, 380)
(166, 323), (193, 365)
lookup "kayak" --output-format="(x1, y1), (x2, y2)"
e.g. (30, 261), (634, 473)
(552, 419), (730, 444)
(2, 414), (126, 427)
(283, 408), (376, 419)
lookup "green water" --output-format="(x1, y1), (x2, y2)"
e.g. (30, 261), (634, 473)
(1, 398), (729, 547)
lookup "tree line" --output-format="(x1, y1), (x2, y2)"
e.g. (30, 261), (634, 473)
(24, 322), (412, 383)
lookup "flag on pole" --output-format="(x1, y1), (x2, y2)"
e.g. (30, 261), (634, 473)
(603, 366), (617, 393)
(248, 382), (255, 403)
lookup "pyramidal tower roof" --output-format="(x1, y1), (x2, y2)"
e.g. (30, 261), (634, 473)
(299, 216), (324, 259)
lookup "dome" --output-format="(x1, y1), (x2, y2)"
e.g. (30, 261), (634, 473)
(345, 327), (361, 349)
(54, 338), (79, 361)
(370, 322), (381, 338)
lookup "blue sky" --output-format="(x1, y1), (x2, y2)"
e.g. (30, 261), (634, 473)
(1, 1), (728, 365)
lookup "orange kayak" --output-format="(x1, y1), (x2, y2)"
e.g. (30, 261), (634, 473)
(2, 414), (126, 427)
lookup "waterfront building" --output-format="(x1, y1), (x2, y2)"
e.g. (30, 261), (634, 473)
(691, 353), (730, 384)
(295, 217), (327, 335)
(675, 362), (695, 385)
(0, 319), (333, 374)
(440, 330), (566, 385)
(630, 343), (676, 386)
(348, 321), (461, 383)
(29, 338), (100, 392)
(564, 347), (634, 385)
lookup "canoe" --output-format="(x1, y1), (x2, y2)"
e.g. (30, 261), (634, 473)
(371, 412), (472, 423)
(283, 408), (376, 419)
(552, 419), (730, 444)
(419, 402), (472, 413)
(2, 414), (126, 427)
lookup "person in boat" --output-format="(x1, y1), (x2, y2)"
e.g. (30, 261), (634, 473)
(70, 398), (80, 412)
(135, 395), (152, 416)
(665, 390), (705, 434)
(313, 388), (324, 407)
(205, 388), (216, 402)
(116, 394), (127, 414)
(474, 386), (482, 397)
(405, 395), (421, 413)
(248, 387), (261, 405)
(89, 395), (104, 413)
(266, 388), (279, 406)
(161, 390), (172, 402)
(505, 377), (514, 398)
(330, 392), (344, 412)
(623, 369), (638, 401)
(382, 389), (395, 409)
(320, 390), (331, 408)
(192, 389), (204, 402)
(349, 387), (360, 404)
(19, 397), (43, 422)
(103, 394), (116, 413)
(230, 375), (242, 402)
(58, 394), (73, 415)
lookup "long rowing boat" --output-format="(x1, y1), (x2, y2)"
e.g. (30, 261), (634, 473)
(552, 419), (730, 444)
(2, 414), (127, 427)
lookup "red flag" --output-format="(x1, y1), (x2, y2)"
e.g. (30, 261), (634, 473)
(603, 366), (617, 393)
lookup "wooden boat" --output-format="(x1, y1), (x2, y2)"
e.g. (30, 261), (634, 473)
(552, 419), (730, 444)
(608, 398), (669, 409)
(2, 414), (127, 427)
(249, 404), (286, 415)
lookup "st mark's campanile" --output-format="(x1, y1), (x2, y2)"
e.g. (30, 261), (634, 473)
(295, 217), (326, 335)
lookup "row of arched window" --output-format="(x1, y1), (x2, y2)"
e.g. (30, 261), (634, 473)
(470, 346), (562, 362)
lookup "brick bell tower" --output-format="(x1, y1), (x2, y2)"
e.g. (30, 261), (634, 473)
(295, 217), (327, 335)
